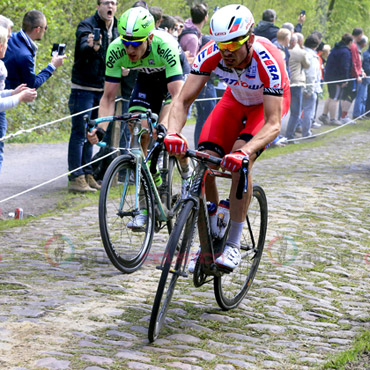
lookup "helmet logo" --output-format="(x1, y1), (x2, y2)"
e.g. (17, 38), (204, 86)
(230, 17), (242, 33)
(215, 32), (226, 36)
(142, 20), (152, 28)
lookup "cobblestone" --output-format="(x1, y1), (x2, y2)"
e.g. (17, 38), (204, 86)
(1, 127), (370, 369)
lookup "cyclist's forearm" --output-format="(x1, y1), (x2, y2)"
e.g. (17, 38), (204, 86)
(97, 96), (116, 130)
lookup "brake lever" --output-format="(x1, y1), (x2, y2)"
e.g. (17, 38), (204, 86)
(84, 114), (106, 147)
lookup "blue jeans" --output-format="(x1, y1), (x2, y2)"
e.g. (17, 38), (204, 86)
(285, 86), (303, 140)
(194, 82), (217, 149)
(0, 112), (6, 174)
(301, 92), (317, 137)
(68, 89), (103, 180)
(353, 77), (370, 118)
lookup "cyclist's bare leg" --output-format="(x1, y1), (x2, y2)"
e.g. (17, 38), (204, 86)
(202, 149), (221, 206)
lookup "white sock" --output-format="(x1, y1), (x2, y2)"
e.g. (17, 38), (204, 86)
(226, 220), (244, 249)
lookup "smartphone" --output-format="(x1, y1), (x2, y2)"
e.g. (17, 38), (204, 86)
(93, 28), (100, 41)
(300, 9), (306, 15)
(58, 43), (66, 56)
(51, 43), (59, 56)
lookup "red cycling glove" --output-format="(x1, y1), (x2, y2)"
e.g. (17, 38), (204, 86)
(221, 151), (249, 172)
(164, 133), (187, 155)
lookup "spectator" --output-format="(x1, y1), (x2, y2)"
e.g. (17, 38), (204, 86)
(285, 33), (310, 140)
(174, 15), (184, 37)
(193, 35), (217, 148)
(318, 33), (353, 126)
(339, 27), (363, 123)
(0, 24), (37, 174)
(253, 9), (278, 41)
(178, 3), (208, 65)
(273, 28), (291, 68)
(149, 6), (163, 29)
(132, 0), (148, 8)
(67, 0), (119, 193)
(353, 35), (368, 119)
(363, 43), (370, 117)
(3, 10), (65, 90)
(301, 34), (321, 137)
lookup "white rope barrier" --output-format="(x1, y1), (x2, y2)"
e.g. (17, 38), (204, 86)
(0, 78), (360, 143)
(0, 148), (120, 204)
(0, 97), (128, 142)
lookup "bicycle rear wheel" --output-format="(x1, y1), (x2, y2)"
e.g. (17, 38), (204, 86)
(99, 155), (155, 274)
(148, 200), (197, 342)
(214, 185), (268, 310)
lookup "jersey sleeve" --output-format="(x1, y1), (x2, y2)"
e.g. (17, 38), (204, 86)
(191, 41), (221, 76)
(157, 38), (183, 80)
(254, 41), (287, 96)
(105, 37), (126, 80)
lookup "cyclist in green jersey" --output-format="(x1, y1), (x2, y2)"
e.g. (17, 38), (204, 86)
(88, 6), (191, 228)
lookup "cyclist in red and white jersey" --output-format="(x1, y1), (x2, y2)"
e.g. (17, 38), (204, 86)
(164, 4), (290, 271)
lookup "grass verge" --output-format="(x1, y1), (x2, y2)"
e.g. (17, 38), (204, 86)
(322, 330), (370, 369)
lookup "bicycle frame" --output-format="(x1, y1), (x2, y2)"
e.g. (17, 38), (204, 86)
(93, 112), (178, 225)
(185, 153), (234, 277)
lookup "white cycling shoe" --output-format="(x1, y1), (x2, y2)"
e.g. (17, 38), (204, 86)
(188, 247), (201, 273)
(215, 244), (241, 271)
(127, 210), (147, 231)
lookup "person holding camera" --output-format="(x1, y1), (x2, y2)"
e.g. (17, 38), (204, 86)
(67, 0), (119, 193)
(3, 10), (65, 90)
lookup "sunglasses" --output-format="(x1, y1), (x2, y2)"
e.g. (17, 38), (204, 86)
(217, 34), (250, 52)
(121, 36), (147, 48)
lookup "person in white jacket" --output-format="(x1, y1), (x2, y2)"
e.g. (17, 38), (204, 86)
(301, 33), (321, 138)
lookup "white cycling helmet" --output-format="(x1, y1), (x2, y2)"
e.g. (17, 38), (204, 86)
(209, 4), (255, 43)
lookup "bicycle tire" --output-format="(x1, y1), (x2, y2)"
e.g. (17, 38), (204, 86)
(165, 155), (182, 233)
(148, 200), (197, 342)
(99, 154), (155, 274)
(214, 184), (268, 310)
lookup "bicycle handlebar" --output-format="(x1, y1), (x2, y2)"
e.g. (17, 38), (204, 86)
(84, 110), (159, 147)
(185, 149), (249, 200)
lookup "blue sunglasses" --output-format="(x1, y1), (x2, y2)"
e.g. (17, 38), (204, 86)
(121, 37), (147, 48)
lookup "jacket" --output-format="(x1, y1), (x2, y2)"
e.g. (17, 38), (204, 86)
(303, 48), (322, 95)
(71, 11), (119, 89)
(179, 19), (201, 57)
(289, 45), (310, 86)
(362, 47), (370, 76)
(3, 30), (55, 90)
(324, 41), (352, 82)
(253, 20), (279, 41)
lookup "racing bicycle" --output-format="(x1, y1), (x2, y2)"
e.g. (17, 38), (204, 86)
(86, 111), (183, 274)
(148, 149), (268, 342)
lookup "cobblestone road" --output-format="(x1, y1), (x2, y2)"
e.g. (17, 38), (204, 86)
(1, 125), (370, 370)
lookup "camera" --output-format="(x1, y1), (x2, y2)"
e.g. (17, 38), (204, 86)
(93, 28), (101, 41)
(51, 43), (66, 56)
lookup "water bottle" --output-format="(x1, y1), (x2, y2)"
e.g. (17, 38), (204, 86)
(215, 199), (230, 239)
(207, 201), (218, 238)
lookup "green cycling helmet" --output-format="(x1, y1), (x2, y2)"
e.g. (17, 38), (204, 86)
(118, 7), (155, 40)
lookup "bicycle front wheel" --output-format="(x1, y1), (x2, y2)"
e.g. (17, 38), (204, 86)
(214, 184), (268, 310)
(99, 155), (155, 274)
(165, 155), (183, 233)
(148, 200), (197, 342)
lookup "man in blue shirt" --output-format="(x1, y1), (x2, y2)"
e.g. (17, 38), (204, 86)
(3, 10), (65, 90)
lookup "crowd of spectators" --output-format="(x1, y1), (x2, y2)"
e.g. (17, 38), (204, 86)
(0, 4), (369, 181)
